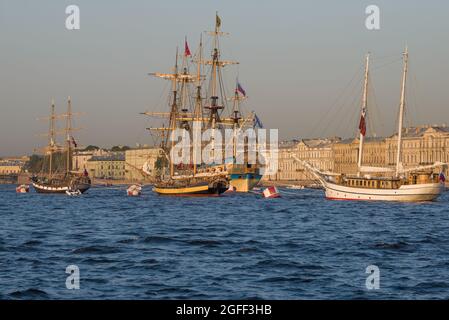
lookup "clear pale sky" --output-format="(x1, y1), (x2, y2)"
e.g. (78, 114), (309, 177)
(1, 0), (448, 156)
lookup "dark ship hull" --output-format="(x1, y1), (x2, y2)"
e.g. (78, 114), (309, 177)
(31, 176), (91, 194)
(153, 175), (229, 196)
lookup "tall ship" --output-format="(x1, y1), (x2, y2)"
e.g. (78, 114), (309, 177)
(143, 14), (263, 194)
(32, 97), (91, 194)
(295, 48), (446, 201)
(226, 83), (263, 192)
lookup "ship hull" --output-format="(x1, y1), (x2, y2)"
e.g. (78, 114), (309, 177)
(230, 173), (262, 192)
(324, 181), (444, 202)
(153, 180), (228, 197)
(32, 177), (91, 194)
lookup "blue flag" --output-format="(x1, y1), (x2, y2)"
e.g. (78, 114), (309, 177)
(237, 82), (246, 97)
(254, 113), (263, 128)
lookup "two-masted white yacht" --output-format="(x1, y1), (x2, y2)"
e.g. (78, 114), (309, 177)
(294, 48), (446, 202)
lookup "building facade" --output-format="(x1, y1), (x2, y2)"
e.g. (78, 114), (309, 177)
(268, 125), (449, 182)
(0, 162), (22, 175)
(386, 126), (449, 175)
(86, 153), (126, 180)
(265, 138), (336, 182)
(125, 147), (162, 181)
(0, 157), (29, 175)
(72, 149), (109, 172)
(333, 137), (386, 175)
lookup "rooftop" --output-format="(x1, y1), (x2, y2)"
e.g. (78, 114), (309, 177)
(88, 153), (125, 162)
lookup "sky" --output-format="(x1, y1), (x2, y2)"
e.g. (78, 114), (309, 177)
(1, 0), (449, 156)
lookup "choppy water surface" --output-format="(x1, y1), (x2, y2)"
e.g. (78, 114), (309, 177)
(1, 184), (449, 299)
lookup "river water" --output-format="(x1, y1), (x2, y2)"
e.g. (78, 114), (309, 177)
(1, 184), (449, 299)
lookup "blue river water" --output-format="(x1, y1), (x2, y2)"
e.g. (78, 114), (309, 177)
(1, 184), (449, 300)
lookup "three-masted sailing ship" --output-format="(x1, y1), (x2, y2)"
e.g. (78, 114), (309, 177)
(144, 14), (262, 195)
(295, 48), (446, 201)
(32, 97), (91, 194)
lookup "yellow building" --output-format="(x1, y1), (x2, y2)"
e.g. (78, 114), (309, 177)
(386, 126), (449, 175)
(86, 153), (126, 180)
(333, 137), (386, 175)
(0, 156), (28, 175)
(297, 138), (336, 173)
(72, 149), (109, 172)
(266, 138), (336, 182)
(270, 125), (449, 182)
(0, 162), (22, 175)
(272, 140), (300, 181)
(125, 147), (162, 181)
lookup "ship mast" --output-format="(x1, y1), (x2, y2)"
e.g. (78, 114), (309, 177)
(147, 46), (199, 178)
(204, 13), (238, 160)
(357, 53), (370, 176)
(65, 96), (72, 175)
(193, 34), (203, 176)
(208, 13), (222, 158)
(48, 99), (56, 177)
(169, 48), (179, 177)
(395, 46), (408, 177)
(231, 82), (242, 161)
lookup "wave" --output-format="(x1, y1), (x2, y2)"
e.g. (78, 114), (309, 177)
(22, 240), (42, 246)
(185, 239), (224, 246)
(117, 237), (139, 244)
(72, 245), (119, 254)
(143, 235), (178, 243)
(373, 241), (409, 250)
(9, 288), (49, 299)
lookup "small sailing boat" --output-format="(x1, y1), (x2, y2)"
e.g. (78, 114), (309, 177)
(31, 97), (91, 194)
(295, 48), (446, 202)
(16, 184), (30, 193)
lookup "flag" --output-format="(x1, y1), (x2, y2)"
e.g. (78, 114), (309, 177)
(184, 38), (191, 57)
(237, 82), (246, 96)
(254, 113), (264, 129)
(71, 136), (78, 148)
(358, 108), (366, 136)
(216, 14), (221, 29)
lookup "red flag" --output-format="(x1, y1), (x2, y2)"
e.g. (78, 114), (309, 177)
(184, 39), (191, 57)
(359, 114), (366, 136)
(71, 136), (78, 148)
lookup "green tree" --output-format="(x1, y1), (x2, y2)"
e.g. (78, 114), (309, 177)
(82, 145), (100, 151)
(24, 154), (44, 173)
(111, 145), (130, 152)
